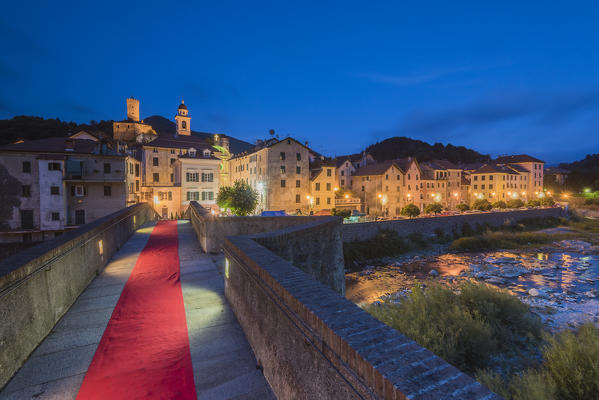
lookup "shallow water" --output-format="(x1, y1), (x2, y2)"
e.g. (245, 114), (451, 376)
(346, 240), (599, 331)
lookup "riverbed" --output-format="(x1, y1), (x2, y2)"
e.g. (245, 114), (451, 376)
(346, 239), (599, 331)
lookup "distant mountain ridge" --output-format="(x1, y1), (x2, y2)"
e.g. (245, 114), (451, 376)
(366, 137), (491, 164)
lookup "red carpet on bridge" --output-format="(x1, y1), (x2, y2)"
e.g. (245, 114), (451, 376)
(77, 220), (196, 400)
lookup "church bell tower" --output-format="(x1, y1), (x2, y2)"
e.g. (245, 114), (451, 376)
(175, 100), (191, 136)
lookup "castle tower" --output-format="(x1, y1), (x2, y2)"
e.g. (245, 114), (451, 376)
(175, 100), (191, 136)
(126, 97), (140, 122)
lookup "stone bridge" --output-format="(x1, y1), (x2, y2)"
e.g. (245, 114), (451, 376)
(0, 202), (504, 399)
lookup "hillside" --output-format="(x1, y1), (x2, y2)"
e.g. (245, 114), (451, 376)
(366, 137), (491, 164)
(0, 115), (253, 154)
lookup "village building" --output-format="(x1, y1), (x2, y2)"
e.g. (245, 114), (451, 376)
(308, 159), (337, 213)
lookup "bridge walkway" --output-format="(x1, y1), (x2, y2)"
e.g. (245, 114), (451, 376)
(0, 220), (274, 400)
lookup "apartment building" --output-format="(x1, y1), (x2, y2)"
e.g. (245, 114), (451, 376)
(420, 160), (466, 209)
(0, 137), (138, 243)
(174, 152), (220, 212)
(228, 137), (311, 213)
(494, 155), (545, 198)
(352, 160), (404, 216)
(309, 159), (337, 213)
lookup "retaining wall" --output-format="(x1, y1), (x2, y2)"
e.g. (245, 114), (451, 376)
(224, 230), (499, 400)
(343, 207), (563, 242)
(0, 203), (157, 389)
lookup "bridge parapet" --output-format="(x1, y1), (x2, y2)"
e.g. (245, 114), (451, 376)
(189, 201), (499, 399)
(0, 203), (158, 389)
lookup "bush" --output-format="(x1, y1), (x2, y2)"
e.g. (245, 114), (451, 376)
(473, 199), (492, 211)
(456, 203), (470, 212)
(366, 283), (541, 374)
(423, 203), (443, 214)
(544, 323), (599, 399)
(400, 203), (420, 218)
(540, 197), (555, 207)
(584, 198), (594, 205)
(507, 199), (525, 208)
(450, 231), (563, 251)
(331, 208), (351, 218)
(492, 200), (507, 209)
(527, 199), (541, 207)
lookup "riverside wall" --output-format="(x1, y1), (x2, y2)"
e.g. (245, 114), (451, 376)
(0, 204), (157, 389)
(343, 207), (564, 242)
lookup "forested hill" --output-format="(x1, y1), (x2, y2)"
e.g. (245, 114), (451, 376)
(0, 116), (253, 154)
(366, 137), (491, 164)
(0, 116), (113, 145)
(560, 154), (599, 173)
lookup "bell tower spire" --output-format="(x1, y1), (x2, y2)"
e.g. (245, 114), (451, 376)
(175, 100), (191, 136)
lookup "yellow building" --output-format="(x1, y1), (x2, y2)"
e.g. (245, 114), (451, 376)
(308, 159), (337, 213)
(470, 164), (525, 204)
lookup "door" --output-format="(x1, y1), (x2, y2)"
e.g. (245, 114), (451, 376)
(162, 207), (168, 219)
(75, 209), (85, 225)
(20, 210), (33, 229)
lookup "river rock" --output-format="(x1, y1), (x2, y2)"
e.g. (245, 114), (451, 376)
(428, 269), (439, 277)
(529, 288), (541, 297)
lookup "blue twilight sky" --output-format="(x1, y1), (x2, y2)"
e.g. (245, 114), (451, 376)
(1, 1), (598, 163)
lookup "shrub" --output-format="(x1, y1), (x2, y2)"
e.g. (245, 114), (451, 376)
(584, 198), (594, 205)
(507, 199), (525, 208)
(543, 323), (599, 399)
(400, 203), (420, 218)
(527, 199), (541, 207)
(366, 283), (541, 374)
(423, 203), (443, 214)
(217, 180), (259, 216)
(450, 231), (562, 251)
(331, 208), (351, 218)
(540, 197), (555, 207)
(473, 199), (492, 211)
(456, 203), (470, 212)
(492, 200), (507, 209)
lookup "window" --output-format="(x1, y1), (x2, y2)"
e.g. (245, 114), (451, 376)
(48, 162), (61, 171)
(103, 163), (111, 173)
(280, 152), (286, 160)
(316, 197), (320, 205)
(296, 153), (301, 161)
(327, 197), (331, 205)
(104, 186), (112, 196)
(489, 175), (493, 180)
(296, 166), (301, 174)
(202, 173), (214, 182)
(187, 172), (199, 182)
(326, 183), (331, 191)
(22, 185), (31, 197)
(281, 165), (286, 174)
(295, 194), (300, 203)
(296, 180), (300, 188)
(474, 176), (478, 181)
(171, 149), (176, 154)
(341, 179), (345, 186)
(408, 174), (411, 180)
(187, 191), (200, 201)
(153, 148), (158, 153)
(201, 191), (214, 201)
(327, 169), (332, 177)
(168, 192), (172, 200)
(152, 157), (159, 167)
(341, 170), (345, 176)
(170, 173), (174, 183)
(22, 161), (31, 173)
(361, 186), (365, 192)
(482, 184), (485, 189)
(281, 179), (286, 188)
(135, 164), (140, 177)
(136, 180), (139, 191)
(182, 121), (187, 129)
(51, 212), (60, 221)
(315, 182), (320, 191)
(481, 176), (485, 181)
(386, 174), (389, 180)
(153, 173), (159, 182)
(50, 186), (59, 195)
(170, 158), (176, 165)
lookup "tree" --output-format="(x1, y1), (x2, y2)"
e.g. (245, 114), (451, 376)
(216, 180), (259, 216)
(423, 203), (443, 214)
(527, 199), (541, 208)
(473, 199), (492, 211)
(401, 204), (420, 218)
(456, 203), (470, 212)
(491, 200), (507, 209)
(507, 199), (525, 208)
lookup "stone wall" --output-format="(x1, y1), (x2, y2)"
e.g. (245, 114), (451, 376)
(343, 207), (564, 242)
(0, 203), (157, 389)
(188, 201), (329, 253)
(224, 232), (499, 399)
